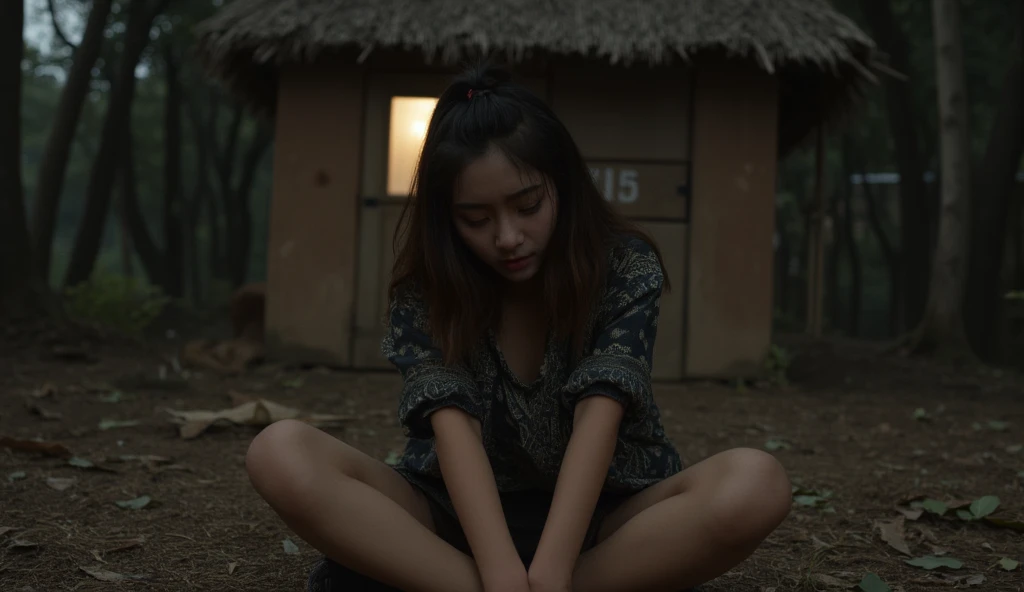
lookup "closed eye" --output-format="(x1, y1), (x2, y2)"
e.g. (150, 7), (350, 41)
(461, 216), (489, 228)
(520, 199), (543, 215)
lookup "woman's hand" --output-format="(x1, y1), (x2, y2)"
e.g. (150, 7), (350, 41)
(481, 562), (532, 592)
(526, 562), (574, 592)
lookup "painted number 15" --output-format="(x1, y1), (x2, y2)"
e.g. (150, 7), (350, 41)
(590, 167), (639, 204)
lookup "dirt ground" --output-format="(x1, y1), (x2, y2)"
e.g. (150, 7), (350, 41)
(1, 325), (1022, 592)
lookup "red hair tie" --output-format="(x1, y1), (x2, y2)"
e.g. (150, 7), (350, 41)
(467, 88), (475, 99)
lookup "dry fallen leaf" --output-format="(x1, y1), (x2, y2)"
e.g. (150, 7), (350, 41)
(26, 403), (62, 420)
(229, 390), (256, 406)
(9, 538), (39, 550)
(79, 565), (147, 582)
(180, 338), (264, 375)
(103, 536), (146, 553)
(166, 399), (350, 439)
(808, 573), (850, 588)
(228, 562), (238, 575)
(45, 477), (77, 491)
(32, 383), (57, 398)
(0, 527), (17, 537)
(895, 506), (924, 521)
(875, 516), (912, 556)
(0, 436), (72, 458)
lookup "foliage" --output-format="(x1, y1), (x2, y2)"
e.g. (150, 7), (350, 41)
(763, 343), (793, 386)
(63, 272), (171, 335)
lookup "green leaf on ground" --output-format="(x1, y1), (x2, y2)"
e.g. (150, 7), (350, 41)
(911, 498), (948, 516)
(7, 471), (26, 482)
(98, 391), (127, 403)
(957, 509), (975, 521)
(281, 377), (304, 389)
(969, 496), (999, 519)
(384, 450), (401, 466)
(68, 457), (94, 469)
(282, 539), (299, 554)
(858, 573), (892, 592)
(764, 439), (791, 451)
(1007, 444), (1023, 454)
(998, 558), (1020, 571)
(988, 420), (1010, 432)
(99, 419), (141, 430)
(905, 556), (964, 570)
(115, 496), (151, 510)
(912, 408), (930, 421)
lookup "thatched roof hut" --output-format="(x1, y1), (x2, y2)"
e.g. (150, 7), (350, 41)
(190, 0), (881, 380)
(194, 0), (878, 153)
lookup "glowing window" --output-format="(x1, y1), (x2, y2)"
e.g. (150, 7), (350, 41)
(387, 96), (439, 196)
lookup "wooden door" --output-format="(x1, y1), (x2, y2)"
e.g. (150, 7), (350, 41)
(551, 60), (694, 380)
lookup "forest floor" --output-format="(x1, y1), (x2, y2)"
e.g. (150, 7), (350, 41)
(1, 322), (1022, 592)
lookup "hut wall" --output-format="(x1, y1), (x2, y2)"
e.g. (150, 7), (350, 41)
(684, 59), (779, 377)
(549, 61), (693, 381)
(264, 63), (365, 366)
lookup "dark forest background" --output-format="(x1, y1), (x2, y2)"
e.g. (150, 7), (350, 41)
(2, 0), (1022, 368)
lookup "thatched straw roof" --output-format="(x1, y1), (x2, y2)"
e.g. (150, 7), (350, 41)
(194, 0), (880, 153)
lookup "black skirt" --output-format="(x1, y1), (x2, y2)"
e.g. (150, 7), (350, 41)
(306, 487), (629, 592)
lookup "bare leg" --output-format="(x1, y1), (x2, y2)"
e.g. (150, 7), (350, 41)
(572, 448), (792, 592)
(245, 419), (483, 592)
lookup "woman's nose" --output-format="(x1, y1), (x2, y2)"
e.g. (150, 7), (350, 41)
(495, 216), (523, 250)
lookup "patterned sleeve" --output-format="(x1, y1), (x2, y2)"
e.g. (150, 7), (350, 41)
(381, 286), (484, 438)
(562, 238), (663, 421)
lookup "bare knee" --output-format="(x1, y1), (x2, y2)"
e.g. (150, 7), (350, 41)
(707, 448), (791, 547)
(245, 419), (328, 504)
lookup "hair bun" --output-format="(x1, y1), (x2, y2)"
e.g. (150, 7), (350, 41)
(455, 62), (512, 94)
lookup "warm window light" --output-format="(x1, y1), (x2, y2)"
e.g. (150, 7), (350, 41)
(387, 96), (439, 196)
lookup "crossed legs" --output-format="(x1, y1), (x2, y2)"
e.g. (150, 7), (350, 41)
(245, 420), (791, 592)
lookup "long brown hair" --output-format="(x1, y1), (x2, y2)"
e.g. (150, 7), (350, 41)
(389, 63), (669, 366)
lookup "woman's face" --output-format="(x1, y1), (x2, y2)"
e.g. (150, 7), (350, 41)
(451, 145), (557, 283)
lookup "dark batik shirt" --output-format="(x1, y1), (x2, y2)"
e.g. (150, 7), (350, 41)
(382, 235), (683, 517)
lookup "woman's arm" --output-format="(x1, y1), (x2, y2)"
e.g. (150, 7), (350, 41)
(432, 407), (529, 589)
(527, 395), (625, 589)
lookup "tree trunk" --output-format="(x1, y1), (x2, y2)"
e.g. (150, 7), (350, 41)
(228, 124), (273, 287)
(215, 105), (243, 283)
(806, 127), (827, 336)
(184, 86), (214, 304)
(826, 190), (842, 332)
(0, 0), (42, 318)
(964, 41), (1024, 358)
(858, 165), (901, 337)
(63, 0), (166, 288)
(162, 46), (184, 298)
(31, 0), (112, 279)
(860, 0), (933, 333)
(121, 124), (164, 286)
(1014, 197), (1024, 289)
(909, 0), (973, 359)
(776, 209), (792, 319)
(841, 136), (862, 337)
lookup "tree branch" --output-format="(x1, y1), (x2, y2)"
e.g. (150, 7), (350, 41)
(47, 0), (77, 52)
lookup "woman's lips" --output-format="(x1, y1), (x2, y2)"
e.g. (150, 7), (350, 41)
(502, 255), (533, 271)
